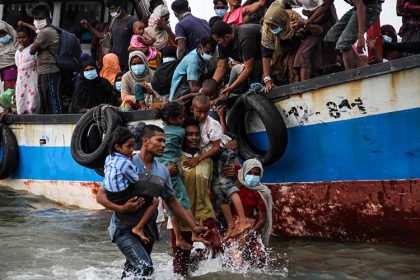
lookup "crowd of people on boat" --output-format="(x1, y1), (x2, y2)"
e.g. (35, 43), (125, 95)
(0, 0), (419, 115)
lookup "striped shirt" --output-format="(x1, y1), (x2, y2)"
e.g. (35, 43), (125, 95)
(103, 153), (139, 192)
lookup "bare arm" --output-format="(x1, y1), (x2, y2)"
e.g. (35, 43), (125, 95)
(243, 0), (267, 15)
(404, 2), (420, 15)
(253, 208), (266, 231)
(352, 0), (366, 53)
(212, 59), (228, 83)
(222, 58), (254, 95)
(175, 92), (198, 103)
(18, 21), (37, 32)
(132, 0), (147, 21)
(306, 0), (333, 25)
(96, 188), (144, 212)
(165, 195), (205, 232)
(177, 38), (187, 59)
(188, 80), (201, 94)
(80, 20), (104, 39)
(183, 139), (221, 168)
(30, 42), (40, 55)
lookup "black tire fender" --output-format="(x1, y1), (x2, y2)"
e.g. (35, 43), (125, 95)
(71, 106), (122, 169)
(0, 125), (19, 179)
(227, 92), (288, 166)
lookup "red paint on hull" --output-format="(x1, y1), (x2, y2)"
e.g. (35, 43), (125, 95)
(268, 179), (420, 244)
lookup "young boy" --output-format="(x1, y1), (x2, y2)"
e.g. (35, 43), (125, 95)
(185, 95), (250, 238)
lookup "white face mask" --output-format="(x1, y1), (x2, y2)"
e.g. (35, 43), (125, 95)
(110, 7), (121, 18)
(34, 19), (48, 30)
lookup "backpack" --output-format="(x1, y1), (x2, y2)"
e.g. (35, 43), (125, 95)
(151, 60), (180, 96)
(49, 25), (82, 72)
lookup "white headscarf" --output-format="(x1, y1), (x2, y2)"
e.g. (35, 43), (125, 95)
(144, 4), (171, 50)
(0, 21), (18, 69)
(238, 159), (273, 246)
(280, 0), (324, 10)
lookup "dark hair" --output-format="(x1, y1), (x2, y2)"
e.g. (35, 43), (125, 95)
(142, 124), (164, 139)
(213, 0), (228, 5)
(160, 46), (177, 58)
(156, 102), (185, 124)
(209, 16), (223, 28)
(114, 71), (125, 84)
(199, 35), (217, 51)
(82, 59), (97, 70)
(183, 117), (200, 129)
(211, 20), (233, 38)
(171, 0), (189, 14)
(224, 132), (238, 142)
(31, 2), (51, 18)
(16, 25), (35, 40)
(109, 126), (135, 155)
(106, 0), (124, 7)
(192, 94), (210, 107)
(202, 78), (218, 92)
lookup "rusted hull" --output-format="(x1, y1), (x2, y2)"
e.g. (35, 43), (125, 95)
(269, 179), (420, 244)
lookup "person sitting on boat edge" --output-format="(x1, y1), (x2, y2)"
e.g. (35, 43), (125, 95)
(96, 124), (207, 279)
(0, 20), (18, 95)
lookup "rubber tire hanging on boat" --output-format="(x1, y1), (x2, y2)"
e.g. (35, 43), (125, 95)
(0, 125), (19, 179)
(227, 92), (288, 166)
(71, 107), (122, 169)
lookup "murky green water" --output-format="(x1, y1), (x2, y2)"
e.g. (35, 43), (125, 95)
(0, 186), (419, 279)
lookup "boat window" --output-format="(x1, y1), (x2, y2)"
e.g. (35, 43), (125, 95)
(60, 1), (104, 44)
(2, 2), (53, 28)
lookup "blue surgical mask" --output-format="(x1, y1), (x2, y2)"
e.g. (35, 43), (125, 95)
(131, 64), (146, 76)
(163, 57), (176, 63)
(244, 175), (261, 187)
(201, 52), (212, 61)
(84, 69), (98, 80)
(383, 35), (393, 43)
(270, 26), (283, 36)
(115, 81), (122, 91)
(0, 34), (12, 44)
(215, 8), (227, 17)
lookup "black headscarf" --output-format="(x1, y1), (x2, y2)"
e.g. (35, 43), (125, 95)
(70, 60), (117, 113)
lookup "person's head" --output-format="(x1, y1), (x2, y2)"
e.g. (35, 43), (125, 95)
(133, 21), (146, 36)
(160, 46), (177, 63)
(381, 24), (398, 44)
(191, 95), (210, 123)
(107, 0), (126, 18)
(157, 102), (186, 126)
(16, 26), (34, 47)
(198, 36), (217, 62)
(227, 0), (242, 8)
(263, 2), (291, 37)
(213, 0), (228, 17)
(224, 132), (238, 154)
(211, 21), (234, 47)
(239, 158), (263, 188)
(82, 60), (98, 80)
(183, 117), (201, 152)
(200, 79), (219, 99)
(110, 126), (136, 158)
(0, 21), (14, 45)
(209, 16), (223, 28)
(31, 2), (51, 30)
(129, 51), (149, 77)
(141, 125), (165, 157)
(114, 71), (125, 92)
(171, 0), (190, 19)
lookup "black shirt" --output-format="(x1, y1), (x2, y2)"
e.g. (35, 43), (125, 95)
(218, 24), (262, 62)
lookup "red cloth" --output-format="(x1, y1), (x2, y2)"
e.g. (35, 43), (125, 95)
(397, 0), (420, 37)
(223, 7), (244, 26)
(232, 185), (266, 218)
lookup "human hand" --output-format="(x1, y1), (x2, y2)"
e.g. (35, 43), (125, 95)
(119, 196), (145, 213)
(223, 166), (237, 179)
(17, 21), (26, 27)
(183, 157), (201, 168)
(80, 19), (90, 29)
(215, 105), (226, 118)
(291, 20), (303, 31)
(366, 37), (379, 51)
(357, 34), (366, 54)
(221, 86), (233, 96)
(155, 19), (169, 30)
(192, 224), (208, 234)
(167, 162), (179, 176)
(263, 80), (273, 93)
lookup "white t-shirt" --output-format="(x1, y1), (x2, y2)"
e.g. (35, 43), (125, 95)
(199, 116), (223, 153)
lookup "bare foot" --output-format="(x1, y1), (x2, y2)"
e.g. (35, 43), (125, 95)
(192, 234), (210, 245)
(232, 222), (252, 236)
(176, 238), (192, 250)
(132, 227), (150, 244)
(224, 227), (235, 240)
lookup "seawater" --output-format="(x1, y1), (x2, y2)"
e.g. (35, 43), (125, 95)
(1, 186), (419, 280)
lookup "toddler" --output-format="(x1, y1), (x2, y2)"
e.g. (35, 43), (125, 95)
(129, 21), (157, 61)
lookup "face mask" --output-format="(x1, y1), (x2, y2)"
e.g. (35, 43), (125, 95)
(244, 174), (261, 187)
(110, 7), (121, 18)
(162, 57), (176, 63)
(201, 52), (212, 61)
(0, 34), (12, 44)
(131, 64), (146, 76)
(383, 35), (393, 43)
(270, 26), (283, 36)
(215, 8), (227, 17)
(34, 19), (48, 30)
(115, 81), (122, 91)
(84, 69), (98, 80)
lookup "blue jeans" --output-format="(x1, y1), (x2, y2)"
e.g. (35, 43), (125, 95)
(114, 228), (154, 279)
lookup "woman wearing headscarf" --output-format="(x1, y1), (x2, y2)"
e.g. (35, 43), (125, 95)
(144, 4), (176, 50)
(235, 158), (273, 246)
(0, 21), (19, 92)
(69, 60), (116, 113)
(100, 53), (121, 86)
(120, 51), (160, 111)
(261, 2), (302, 91)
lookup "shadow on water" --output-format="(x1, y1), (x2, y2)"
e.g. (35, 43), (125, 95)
(0, 186), (419, 280)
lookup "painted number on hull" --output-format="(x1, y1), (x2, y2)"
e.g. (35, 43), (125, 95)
(327, 98), (367, 119)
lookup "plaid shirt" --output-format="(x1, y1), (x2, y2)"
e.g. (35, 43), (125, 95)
(103, 153), (139, 192)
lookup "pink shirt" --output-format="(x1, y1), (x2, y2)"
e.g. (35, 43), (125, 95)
(223, 6), (244, 26)
(130, 35), (157, 60)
